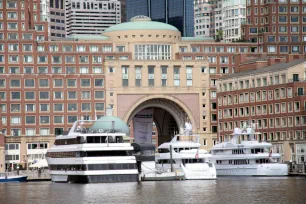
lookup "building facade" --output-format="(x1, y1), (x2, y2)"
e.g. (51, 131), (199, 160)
(222, 0), (246, 42)
(217, 56), (306, 164)
(4, 0), (299, 170)
(65, 0), (121, 37)
(126, 0), (194, 37)
(242, 0), (306, 55)
(49, 0), (66, 40)
(194, 0), (212, 37)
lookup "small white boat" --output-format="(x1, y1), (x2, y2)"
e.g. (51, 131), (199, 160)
(0, 173), (27, 183)
(156, 134), (217, 180)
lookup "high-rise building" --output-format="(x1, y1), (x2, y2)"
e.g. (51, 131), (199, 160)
(118, 0), (126, 22)
(210, 0), (223, 38)
(49, 0), (66, 40)
(242, 0), (306, 55)
(126, 0), (194, 37)
(222, 0), (246, 42)
(65, 0), (121, 36)
(194, 0), (212, 37)
(196, 0), (246, 41)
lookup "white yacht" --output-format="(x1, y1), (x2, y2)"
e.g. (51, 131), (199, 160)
(156, 134), (217, 180)
(210, 125), (288, 176)
(46, 116), (139, 183)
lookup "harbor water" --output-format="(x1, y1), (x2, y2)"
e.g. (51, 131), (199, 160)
(0, 177), (305, 204)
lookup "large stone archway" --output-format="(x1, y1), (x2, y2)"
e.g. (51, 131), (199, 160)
(122, 96), (197, 145)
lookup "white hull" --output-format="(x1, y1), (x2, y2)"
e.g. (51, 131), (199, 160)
(216, 163), (288, 176)
(182, 163), (217, 180)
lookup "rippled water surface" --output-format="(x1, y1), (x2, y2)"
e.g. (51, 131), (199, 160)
(0, 177), (305, 204)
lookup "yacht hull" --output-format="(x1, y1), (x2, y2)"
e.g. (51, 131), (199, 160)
(216, 163), (288, 176)
(51, 174), (139, 183)
(182, 163), (217, 180)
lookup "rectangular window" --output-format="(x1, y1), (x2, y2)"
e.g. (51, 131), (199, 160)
(82, 103), (91, 111)
(67, 79), (76, 87)
(40, 116), (50, 124)
(53, 79), (63, 87)
(25, 92), (35, 99)
(54, 91), (63, 99)
(54, 116), (63, 123)
(54, 104), (63, 111)
(26, 116), (35, 124)
(95, 91), (104, 99)
(95, 103), (104, 111)
(68, 91), (77, 99)
(68, 104), (77, 111)
(26, 104), (35, 112)
(39, 92), (49, 99)
(39, 79), (49, 87)
(10, 79), (20, 87)
(11, 92), (20, 100)
(68, 116), (77, 123)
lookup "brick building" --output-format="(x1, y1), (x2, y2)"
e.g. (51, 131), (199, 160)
(2, 0), (305, 170)
(217, 55), (306, 164)
(242, 0), (306, 55)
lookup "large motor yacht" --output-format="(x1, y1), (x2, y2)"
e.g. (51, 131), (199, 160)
(156, 133), (217, 180)
(210, 125), (288, 176)
(46, 116), (139, 183)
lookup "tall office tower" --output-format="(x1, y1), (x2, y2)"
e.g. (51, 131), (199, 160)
(118, 0), (126, 22)
(194, 0), (212, 37)
(222, 0), (246, 42)
(210, 0), (222, 39)
(65, 0), (121, 36)
(49, 0), (66, 40)
(242, 0), (306, 55)
(126, 0), (194, 37)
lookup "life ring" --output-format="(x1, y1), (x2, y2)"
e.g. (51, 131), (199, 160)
(98, 129), (104, 133)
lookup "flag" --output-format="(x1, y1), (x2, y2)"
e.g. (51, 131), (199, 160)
(195, 148), (199, 159)
(269, 149), (272, 157)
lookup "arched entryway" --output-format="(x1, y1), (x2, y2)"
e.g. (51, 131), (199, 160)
(123, 96), (195, 146)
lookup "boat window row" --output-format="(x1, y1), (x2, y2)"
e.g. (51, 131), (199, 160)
(87, 136), (124, 144)
(232, 149), (244, 154)
(49, 163), (137, 171)
(182, 159), (205, 164)
(229, 160), (250, 165)
(46, 150), (132, 158)
(251, 148), (264, 154)
(54, 138), (79, 145)
(46, 152), (79, 158)
(54, 136), (125, 145)
(256, 159), (271, 164)
(158, 148), (170, 153)
(49, 165), (86, 171)
(173, 147), (198, 153)
(87, 163), (136, 170)
(156, 159), (176, 164)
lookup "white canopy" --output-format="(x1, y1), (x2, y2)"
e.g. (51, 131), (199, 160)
(29, 159), (48, 168)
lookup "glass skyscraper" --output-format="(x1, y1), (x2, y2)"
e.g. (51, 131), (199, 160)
(126, 0), (194, 37)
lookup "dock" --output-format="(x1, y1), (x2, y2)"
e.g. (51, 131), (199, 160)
(288, 172), (306, 177)
(17, 170), (51, 182)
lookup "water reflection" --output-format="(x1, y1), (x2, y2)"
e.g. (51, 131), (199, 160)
(0, 178), (305, 204)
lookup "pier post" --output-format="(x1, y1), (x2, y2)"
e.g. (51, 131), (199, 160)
(170, 145), (173, 172)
